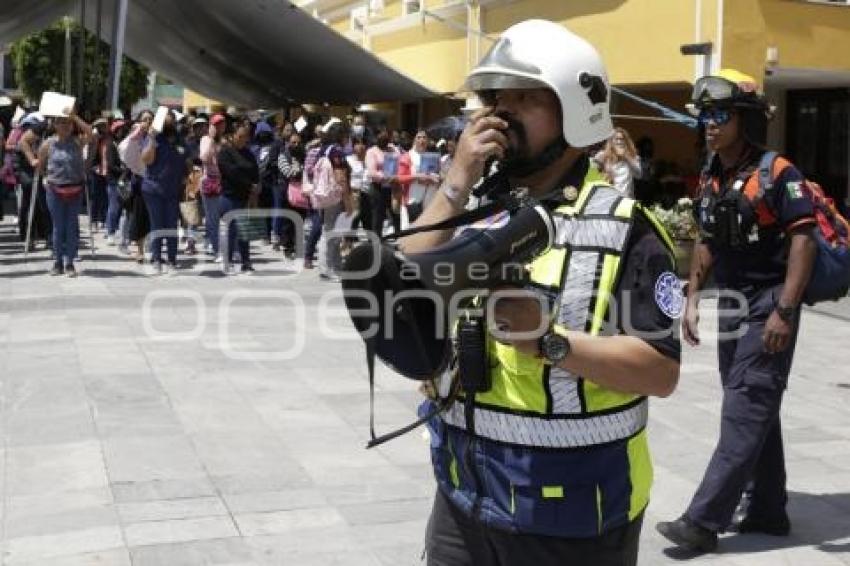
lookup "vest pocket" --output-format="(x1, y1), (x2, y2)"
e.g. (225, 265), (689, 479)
(511, 481), (600, 537)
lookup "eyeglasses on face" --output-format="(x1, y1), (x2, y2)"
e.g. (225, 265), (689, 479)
(698, 107), (734, 126)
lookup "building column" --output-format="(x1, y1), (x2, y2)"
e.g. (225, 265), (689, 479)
(106, 0), (128, 111)
(466, 1), (481, 72)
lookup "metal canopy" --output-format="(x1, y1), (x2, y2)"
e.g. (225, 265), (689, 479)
(0, 0), (435, 107)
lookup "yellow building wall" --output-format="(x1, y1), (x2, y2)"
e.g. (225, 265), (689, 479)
(722, 0), (850, 84)
(482, 0), (700, 86)
(182, 89), (224, 113)
(331, 0), (722, 94)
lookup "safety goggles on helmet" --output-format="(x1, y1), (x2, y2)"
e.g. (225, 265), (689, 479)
(698, 107), (734, 126)
(691, 75), (763, 110)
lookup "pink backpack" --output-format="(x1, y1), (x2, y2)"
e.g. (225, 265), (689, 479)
(310, 146), (344, 209)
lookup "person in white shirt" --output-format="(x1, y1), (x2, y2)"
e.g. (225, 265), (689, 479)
(593, 127), (641, 197)
(118, 110), (153, 262)
(403, 130), (440, 228)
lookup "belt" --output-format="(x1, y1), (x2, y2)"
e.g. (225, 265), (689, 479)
(441, 398), (648, 449)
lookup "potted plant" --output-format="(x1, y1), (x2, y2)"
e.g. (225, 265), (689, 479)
(650, 198), (699, 277)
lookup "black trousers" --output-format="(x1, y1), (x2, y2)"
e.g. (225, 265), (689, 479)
(425, 490), (643, 566)
(18, 174), (51, 243)
(686, 284), (798, 531)
(364, 183), (399, 236)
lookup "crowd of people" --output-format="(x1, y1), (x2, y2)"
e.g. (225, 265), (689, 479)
(0, 106), (462, 279)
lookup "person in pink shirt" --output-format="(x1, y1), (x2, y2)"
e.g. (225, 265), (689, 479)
(364, 129), (401, 236)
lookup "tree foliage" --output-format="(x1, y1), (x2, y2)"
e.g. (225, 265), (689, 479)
(10, 20), (148, 116)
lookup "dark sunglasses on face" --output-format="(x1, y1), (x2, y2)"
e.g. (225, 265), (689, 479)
(698, 108), (734, 126)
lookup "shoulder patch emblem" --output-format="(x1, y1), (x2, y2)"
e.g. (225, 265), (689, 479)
(786, 181), (804, 200)
(654, 271), (684, 319)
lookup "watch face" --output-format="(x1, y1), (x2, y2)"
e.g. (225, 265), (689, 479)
(542, 333), (570, 362)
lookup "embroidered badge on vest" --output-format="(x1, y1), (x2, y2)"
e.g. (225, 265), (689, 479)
(654, 271), (684, 319)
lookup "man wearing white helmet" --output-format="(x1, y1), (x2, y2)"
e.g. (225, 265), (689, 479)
(400, 20), (681, 564)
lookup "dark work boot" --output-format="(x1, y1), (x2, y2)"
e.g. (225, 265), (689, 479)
(728, 492), (791, 536)
(729, 513), (791, 536)
(656, 515), (718, 553)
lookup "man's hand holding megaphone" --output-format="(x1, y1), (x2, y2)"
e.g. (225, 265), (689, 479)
(443, 108), (509, 202)
(400, 107), (510, 254)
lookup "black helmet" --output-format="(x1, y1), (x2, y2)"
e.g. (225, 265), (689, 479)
(689, 69), (771, 147)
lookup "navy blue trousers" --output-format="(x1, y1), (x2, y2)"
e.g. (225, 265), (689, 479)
(142, 190), (179, 264)
(687, 284), (799, 531)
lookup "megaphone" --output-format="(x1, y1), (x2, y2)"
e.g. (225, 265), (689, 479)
(342, 201), (555, 381)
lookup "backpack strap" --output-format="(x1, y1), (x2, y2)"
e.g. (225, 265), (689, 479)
(751, 150), (786, 226)
(758, 150), (779, 197)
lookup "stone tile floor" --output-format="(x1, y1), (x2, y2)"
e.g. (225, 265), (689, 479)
(0, 215), (848, 565)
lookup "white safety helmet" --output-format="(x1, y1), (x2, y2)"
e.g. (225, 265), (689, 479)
(464, 19), (613, 148)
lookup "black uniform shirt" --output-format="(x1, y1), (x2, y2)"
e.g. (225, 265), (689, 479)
(605, 213), (682, 362)
(696, 150), (815, 289)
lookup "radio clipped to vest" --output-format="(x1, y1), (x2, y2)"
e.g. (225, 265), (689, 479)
(712, 195), (745, 249)
(456, 314), (491, 394)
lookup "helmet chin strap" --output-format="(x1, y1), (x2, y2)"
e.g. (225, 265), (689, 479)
(500, 136), (570, 179)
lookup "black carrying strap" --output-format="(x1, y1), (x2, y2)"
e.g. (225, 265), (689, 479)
(381, 199), (507, 242)
(364, 333), (455, 449)
(362, 261), (454, 449)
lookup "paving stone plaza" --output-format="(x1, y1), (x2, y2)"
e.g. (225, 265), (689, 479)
(1, 217), (849, 565)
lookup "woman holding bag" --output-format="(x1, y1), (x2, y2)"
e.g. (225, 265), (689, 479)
(277, 131), (307, 258)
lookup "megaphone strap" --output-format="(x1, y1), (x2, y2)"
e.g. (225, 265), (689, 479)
(382, 199), (507, 242)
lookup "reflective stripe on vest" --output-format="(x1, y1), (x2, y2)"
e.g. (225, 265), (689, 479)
(442, 397), (648, 448)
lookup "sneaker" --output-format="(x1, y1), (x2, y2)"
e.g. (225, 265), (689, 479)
(65, 264), (77, 278)
(185, 241), (197, 256)
(240, 264), (256, 275)
(50, 264), (64, 276)
(656, 515), (718, 554)
(213, 255), (223, 264)
(319, 272), (341, 283)
(106, 235), (115, 245)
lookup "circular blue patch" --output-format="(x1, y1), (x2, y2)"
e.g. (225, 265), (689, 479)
(654, 271), (684, 319)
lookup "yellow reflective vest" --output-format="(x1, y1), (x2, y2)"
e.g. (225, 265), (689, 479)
(427, 168), (675, 538)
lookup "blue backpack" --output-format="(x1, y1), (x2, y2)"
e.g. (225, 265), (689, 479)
(758, 151), (850, 305)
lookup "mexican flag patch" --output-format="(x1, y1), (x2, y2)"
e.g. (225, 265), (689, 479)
(786, 181), (804, 200)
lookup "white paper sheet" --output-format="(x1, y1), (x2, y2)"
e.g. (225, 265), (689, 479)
(39, 91), (76, 118)
(152, 106), (169, 132)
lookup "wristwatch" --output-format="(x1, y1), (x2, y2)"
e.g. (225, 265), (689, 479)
(539, 330), (571, 365)
(775, 303), (795, 323)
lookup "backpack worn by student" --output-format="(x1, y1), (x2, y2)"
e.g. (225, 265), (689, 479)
(758, 151), (850, 305)
(309, 146), (345, 209)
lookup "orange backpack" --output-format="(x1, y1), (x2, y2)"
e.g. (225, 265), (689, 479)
(758, 152), (850, 304)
